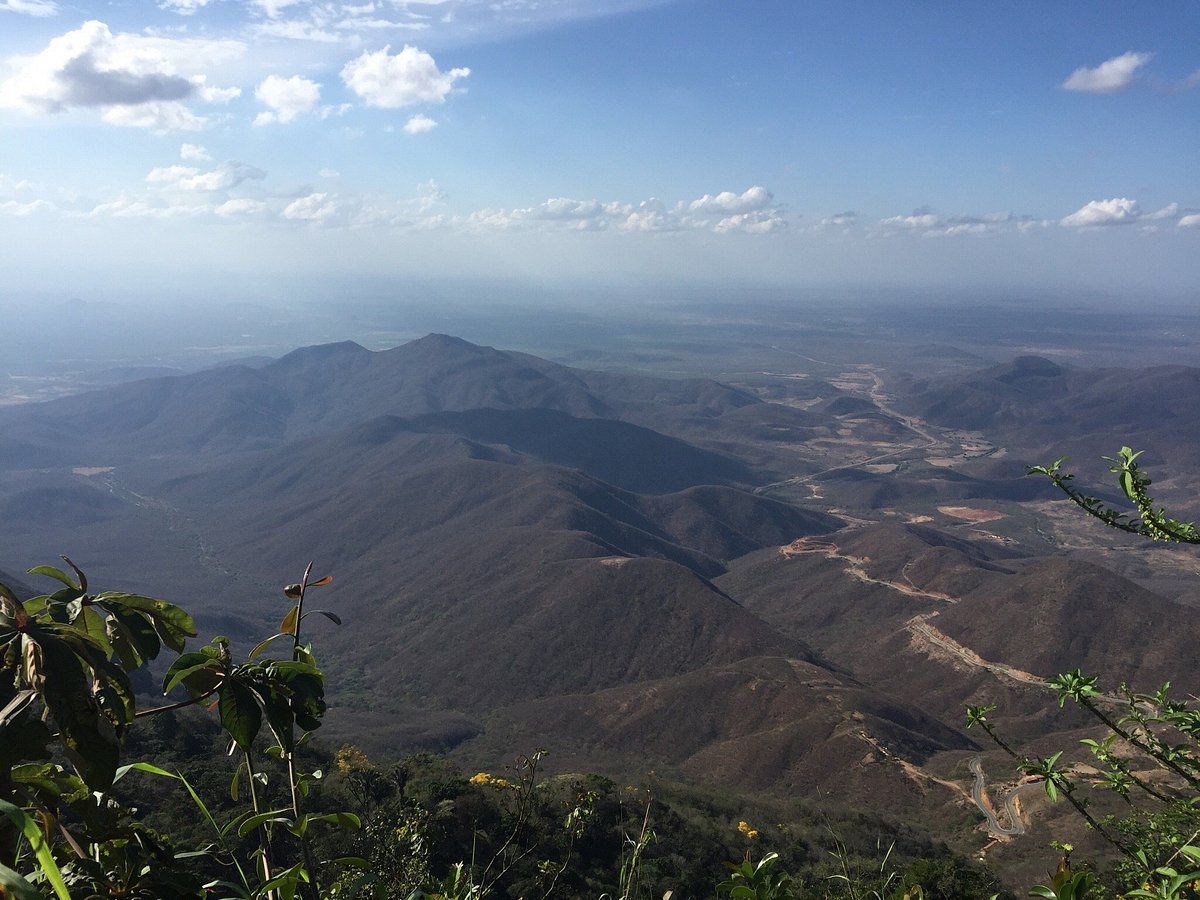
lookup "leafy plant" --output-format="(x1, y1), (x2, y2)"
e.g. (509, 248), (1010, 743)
(0, 558), (361, 899)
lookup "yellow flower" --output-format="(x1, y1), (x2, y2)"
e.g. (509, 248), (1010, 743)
(737, 820), (759, 839)
(470, 772), (512, 788)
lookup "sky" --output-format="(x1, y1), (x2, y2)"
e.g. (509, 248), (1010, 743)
(0, 0), (1198, 304)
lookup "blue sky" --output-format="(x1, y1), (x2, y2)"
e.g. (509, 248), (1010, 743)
(1, 0), (1197, 302)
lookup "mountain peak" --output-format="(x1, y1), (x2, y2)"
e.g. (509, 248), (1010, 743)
(274, 340), (369, 367)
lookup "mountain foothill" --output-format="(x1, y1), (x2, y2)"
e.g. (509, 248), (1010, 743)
(2, 334), (1198, 844)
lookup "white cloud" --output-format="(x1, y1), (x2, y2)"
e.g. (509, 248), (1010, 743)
(0, 198), (52, 215)
(688, 186), (772, 214)
(215, 198), (268, 216)
(159, 0), (209, 14)
(1060, 197), (1141, 227)
(147, 161), (266, 191)
(180, 142), (210, 161)
(459, 187), (785, 235)
(1179, 214), (1200, 229)
(0, 20), (243, 130)
(341, 44), (468, 108)
(256, 0), (304, 18)
(253, 20), (343, 42)
(319, 168), (340, 178)
(86, 194), (208, 218)
(880, 213), (939, 229)
(1, 0), (58, 16)
(282, 192), (338, 222)
(403, 113), (438, 133)
(713, 210), (786, 234)
(820, 211), (857, 228)
(1145, 202), (1179, 221)
(254, 74), (321, 125)
(1062, 51), (1152, 93)
(103, 101), (208, 132)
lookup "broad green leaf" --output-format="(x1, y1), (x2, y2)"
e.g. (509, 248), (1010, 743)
(105, 606), (162, 669)
(26, 565), (78, 591)
(77, 606), (113, 660)
(0, 862), (41, 900)
(247, 632), (289, 662)
(257, 682), (296, 751)
(34, 636), (120, 790)
(219, 678), (262, 750)
(237, 808), (293, 837)
(94, 593), (196, 652)
(163, 652), (223, 697)
(279, 606), (299, 636)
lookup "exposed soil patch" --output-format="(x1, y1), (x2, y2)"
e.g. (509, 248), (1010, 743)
(938, 506), (1007, 523)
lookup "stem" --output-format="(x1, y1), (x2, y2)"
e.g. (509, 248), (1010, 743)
(288, 562), (320, 900)
(134, 684), (220, 718)
(245, 751), (277, 900)
(1081, 697), (1200, 789)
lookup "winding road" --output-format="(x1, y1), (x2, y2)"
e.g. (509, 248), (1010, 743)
(969, 755), (1041, 837)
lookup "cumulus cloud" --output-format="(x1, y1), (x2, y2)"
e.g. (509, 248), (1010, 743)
(0, 21), (242, 130)
(1062, 51), (1152, 93)
(103, 101), (208, 132)
(341, 44), (468, 108)
(879, 212), (940, 230)
(256, 0), (304, 18)
(180, 142), (210, 161)
(1179, 214), (1200, 229)
(254, 74), (320, 125)
(1, 0), (58, 16)
(403, 113), (438, 133)
(1060, 197), (1141, 227)
(820, 211), (858, 228)
(147, 161), (266, 192)
(215, 198), (268, 216)
(282, 192), (339, 222)
(874, 209), (1018, 237)
(688, 186), (772, 215)
(458, 186), (785, 235)
(86, 194), (208, 218)
(159, 0), (209, 14)
(0, 198), (52, 216)
(1144, 202), (1180, 221)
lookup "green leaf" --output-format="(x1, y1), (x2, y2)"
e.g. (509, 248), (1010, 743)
(219, 678), (262, 751)
(105, 605), (162, 670)
(0, 797), (71, 900)
(114, 760), (180, 783)
(94, 593), (196, 652)
(304, 811), (361, 830)
(163, 652), (223, 697)
(247, 632), (290, 662)
(27, 565), (78, 591)
(0, 862), (41, 900)
(31, 634), (120, 790)
(237, 808), (294, 837)
(279, 605), (299, 636)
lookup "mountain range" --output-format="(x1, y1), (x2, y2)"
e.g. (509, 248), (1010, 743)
(2, 333), (1198, 850)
